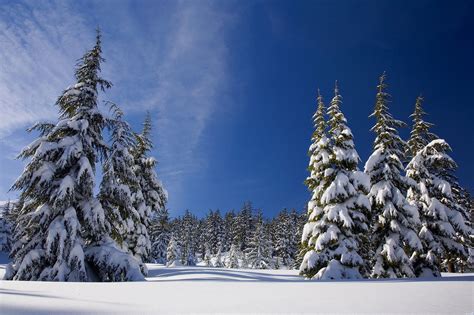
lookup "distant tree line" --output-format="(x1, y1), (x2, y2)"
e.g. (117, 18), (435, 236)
(149, 202), (306, 269)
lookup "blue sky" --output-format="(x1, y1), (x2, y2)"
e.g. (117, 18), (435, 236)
(0, 0), (473, 217)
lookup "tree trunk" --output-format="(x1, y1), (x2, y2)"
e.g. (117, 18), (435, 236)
(447, 261), (455, 273)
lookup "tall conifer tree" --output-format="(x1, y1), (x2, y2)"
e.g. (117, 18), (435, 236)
(407, 140), (472, 276)
(246, 211), (272, 269)
(6, 31), (143, 281)
(406, 96), (437, 158)
(301, 83), (370, 279)
(300, 90), (331, 276)
(365, 73), (422, 278)
(131, 113), (167, 263)
(150, 208), (171, 264)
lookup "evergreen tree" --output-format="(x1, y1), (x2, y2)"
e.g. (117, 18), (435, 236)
(180, 210), (197, 266)
(365, 73), (422, 278)
(214, 246), (224, 267)
(299, 89), (331, 276)
(195, 220), (206, 259)
(293, 211), (307, 269)
(184, 248), (196, 266)
(150, 208), (171, 264)
(274, 209), (298, 267)
(0, 201), (13, 253)
(226, 243), (240, 268)
(246, 212), (272, 269)
(204, 210), (224, 254)
(166, 235), (181, 267)
(233, 202), (253, 252)
(407, 140), (472, 276)
(450, 186), (473, 271)
(99, 104), (148, 276)
(6, 31), (143, 281)
(131, 112), (168, 263)
(300, 83), (370, 279)
(203, 244), (212, 267)
(288, 209), (302, 266)
(406, 96), (437, 158)
(222, 210), (236, 251)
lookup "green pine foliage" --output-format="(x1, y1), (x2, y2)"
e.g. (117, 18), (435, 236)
(131, 113), (168, 263)
(6, 31), (144, 281)
(407, 96), (437, 158)
(300, 83), (370, 280)
(407, 140), (472, 276)
(365, 73), (422, 278)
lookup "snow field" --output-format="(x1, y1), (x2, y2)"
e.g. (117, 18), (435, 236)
(1, 263), (473, 314)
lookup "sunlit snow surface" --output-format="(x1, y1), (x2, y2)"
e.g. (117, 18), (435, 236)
(0, 254), (472, 314)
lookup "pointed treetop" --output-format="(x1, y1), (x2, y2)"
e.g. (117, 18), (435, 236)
(134, 112), (154, 158)
(369, 72), (406, 152)
(377, 71), (387, 93)
(407, 95), (437, 157)
(57, 30), (111, 119)
(313, 88), (326, 138)
(142, 111), (153, 140)
(95, 27), (102, 42)
(328, 80), (344, 126)
(73, 28), (111, 91)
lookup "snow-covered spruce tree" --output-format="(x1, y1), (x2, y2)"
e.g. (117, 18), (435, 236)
(195, 220), (206, 258)
(226, 243), (241, 268)
(166, 235), (181, 267)
(0, 201), (13, 253)
(299, 90), (331, 277)
(131, 112), (168, 263)
(6, 31), (144, 281)
(365, 73), (422, 278)
(150, 207), (171, 264)
(178, 210), (198, 266)
(406, 140), (472, 276)
(406, 96), (437, 158)
(214, 246), (224, 267)
(273, 210), (290, 266)
(204, 210), (224, 255)
(233, 202), (253, 252)
(274, 209), (299, 268)
(203, 244), (212, 267)
(246, 212), (272, 269)
(405, 96), (472, 273)
(289, 209), (302, 266)
(99, 104), (148, 276)
(184, 246), (197, 266)
(222, 210), (236, 252)
(300, 83), (370, 279)
(293, 210), (307, 269)
(450, 186), (473, 272)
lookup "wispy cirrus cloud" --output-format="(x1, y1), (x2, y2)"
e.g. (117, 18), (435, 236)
(143, 2), (232, 192)
(0, 0), (93, 137)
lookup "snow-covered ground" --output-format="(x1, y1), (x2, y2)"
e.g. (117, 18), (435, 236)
(0, 254), (472, 314)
